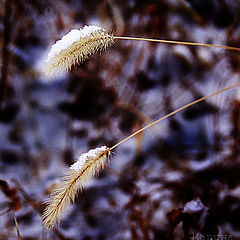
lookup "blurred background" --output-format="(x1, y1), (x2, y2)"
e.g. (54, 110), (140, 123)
(0, 0), (240, 239)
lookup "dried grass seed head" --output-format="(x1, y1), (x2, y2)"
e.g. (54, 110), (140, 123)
(42, 146), (110, 229)
(45, 25), (114, 76)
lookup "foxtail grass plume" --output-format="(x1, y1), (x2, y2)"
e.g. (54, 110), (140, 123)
(42, 146), (110, 229)
(45, 25), (114, 76)
(42, 82), (240, 230)
(44, 25), (240, 77)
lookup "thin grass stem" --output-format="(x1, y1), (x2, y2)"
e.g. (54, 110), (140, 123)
(110, 82), (240, 151)
(13, 210), (22, 240)
(114, 36), (240, 52)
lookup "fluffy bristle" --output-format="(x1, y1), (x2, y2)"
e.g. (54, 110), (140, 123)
(42, 146), (110, 229)
(45, 25), (114, 76)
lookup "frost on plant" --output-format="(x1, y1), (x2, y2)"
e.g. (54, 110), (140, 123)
(45, 25), (114, 76)
(70, 146), (109, 171)
(42, 146), (110, 229)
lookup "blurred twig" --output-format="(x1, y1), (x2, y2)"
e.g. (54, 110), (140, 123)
(0, 0), (12, 106)
(178, 0), (205, 25)
(12, 179), (73, 240)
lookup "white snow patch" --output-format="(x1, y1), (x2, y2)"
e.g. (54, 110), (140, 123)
(172, 45), (193, 62)
(70, 146), (108, 171)
(184, 199), (205, 213)
(164, 171), (183, 182)
(47, 25), (105, 61)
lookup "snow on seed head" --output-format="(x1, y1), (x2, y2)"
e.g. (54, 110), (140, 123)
(44, 25), (114, 77)
(70, 146), (109, 172)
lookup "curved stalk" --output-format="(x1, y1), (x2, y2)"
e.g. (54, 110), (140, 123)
(114, 36), (240, 52)
(110, 82), (240, 151)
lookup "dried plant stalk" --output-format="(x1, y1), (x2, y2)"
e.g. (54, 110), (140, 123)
(44, 25), (240, 76)
(13, 210), (22, 240)
(42, 83), (240, 230)
(42, 146), (110, 229)
(42, 24), (240, 230)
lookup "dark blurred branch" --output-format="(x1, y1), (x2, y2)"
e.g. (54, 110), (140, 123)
(0, 179), (21, 211)
(125, 194), (153, 240)
(230, 100), (240, 161)
(0, 208), (11, 217)
(0, 0), (12, 107)
(12, 179), (73, 240)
